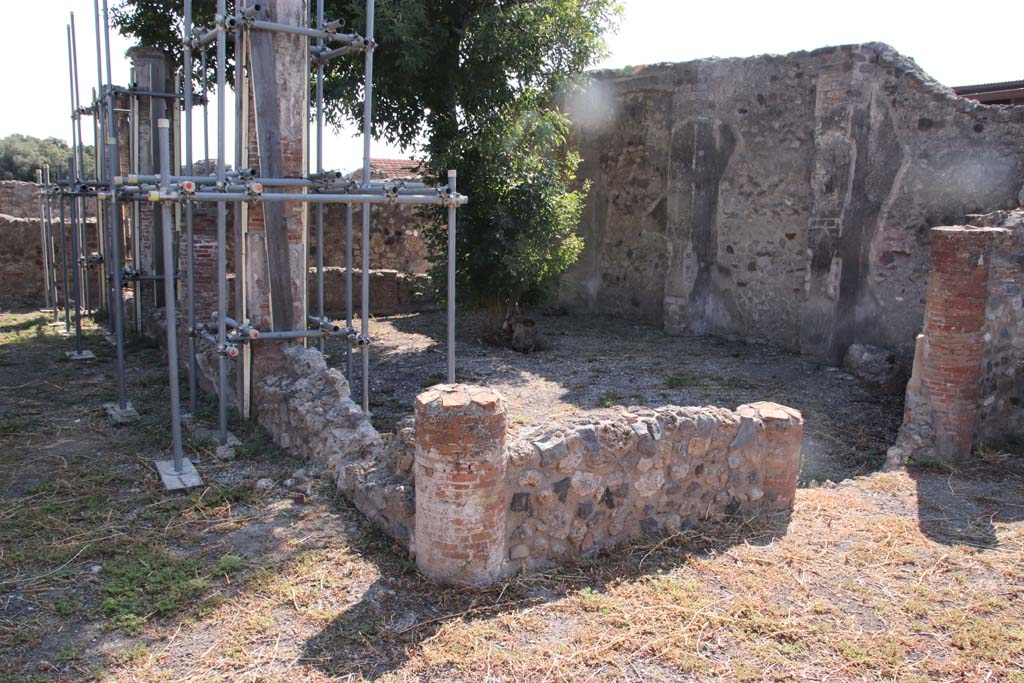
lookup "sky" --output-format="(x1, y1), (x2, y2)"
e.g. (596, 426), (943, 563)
(1, 0), (1021, 172)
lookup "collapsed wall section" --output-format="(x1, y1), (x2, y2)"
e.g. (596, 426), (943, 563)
(563, 43), (1024, 364)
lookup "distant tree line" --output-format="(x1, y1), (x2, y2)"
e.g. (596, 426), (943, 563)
(0, 134), (96, 182)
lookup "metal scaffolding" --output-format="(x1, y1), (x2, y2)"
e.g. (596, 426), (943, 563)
(40, 0), (467, 491)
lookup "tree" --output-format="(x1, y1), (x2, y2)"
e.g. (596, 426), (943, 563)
(113, 0), (620, 334)
(0, 134), (96, 182)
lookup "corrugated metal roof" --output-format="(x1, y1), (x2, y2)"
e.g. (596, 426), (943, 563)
(953, 79), (1024, 95)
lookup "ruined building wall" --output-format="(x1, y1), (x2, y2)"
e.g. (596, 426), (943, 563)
(319, 203), (430, 275)
(973, 210), (1024, 444)
(0, 180), (101, 310)
(332, 385), (802, 585)
(887, 211), (1024, 466)
(562, 43), (1024, 363)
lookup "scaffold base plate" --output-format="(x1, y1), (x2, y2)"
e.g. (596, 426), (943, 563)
(104, 401), (139, 424)
(156, 458), (203, 491)
(65, 350), (96, 361)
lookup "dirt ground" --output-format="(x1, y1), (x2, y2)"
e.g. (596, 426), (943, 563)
(2, 310), (1023, 683)
(339, 310), (903, 484)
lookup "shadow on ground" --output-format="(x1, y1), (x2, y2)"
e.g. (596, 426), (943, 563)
(909, 458), (1024, 549)
(303, 511), (793, 680)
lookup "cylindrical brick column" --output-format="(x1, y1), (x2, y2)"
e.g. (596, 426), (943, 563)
(414, 384), (508, 586)
(737, 402), (803, 511)
(920, 227), (994, 461)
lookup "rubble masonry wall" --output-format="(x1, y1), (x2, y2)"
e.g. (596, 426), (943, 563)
(562, 43), (1024, 364)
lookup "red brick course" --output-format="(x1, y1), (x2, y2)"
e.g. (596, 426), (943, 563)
(414, 384), (508, 586)
(919, 227), (995, 460)
(737, 402), (803, 511)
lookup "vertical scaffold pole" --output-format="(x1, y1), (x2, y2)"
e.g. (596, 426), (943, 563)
(70, 14), (90, 318)
(183, 0), (197, 416)
(315, 0), (325, 355)
(43, 166), (60, 325)
(201, 49), (210, 171)
(66, 23), (81, 332)
(215, 0), (229, 440)
(92, 87), (106, 314)
(360, 0), (375, 415)
(101, 0), (130, 412)
(68, 158), (84, 355)
(56, 167), (73, 336)
(447, 169), (456, 383)
(37, 169), (53, 312)
(158, 118), (185, 472)
(345, 204), (353, 381)
(91, 4), (106, 318)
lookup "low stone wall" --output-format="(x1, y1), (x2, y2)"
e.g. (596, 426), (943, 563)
(501, 401), (802, 572)
(392, 385), (802, 585)
(0, 212), (102, 311)
(310, 267), (434, 318)
(251, 344), (383, 481)
(0, 214), (46, 308)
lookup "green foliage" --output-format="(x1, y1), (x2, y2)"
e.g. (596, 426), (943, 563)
(100, 547), (208, 633)
(212, 554), (244, 575)
(112, 0), (621, 307)
(425, 106), (588, 307)
(0, 134), (96, 182)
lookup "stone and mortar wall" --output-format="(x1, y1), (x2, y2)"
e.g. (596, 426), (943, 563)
(309, 267), (432, 317)
(0, 214), (48, 308)
(0, 181), (102, 310)
(562, 42), (1024, 364)
(320, 203), (430, 275)
(888, 211), (1024, 466)
(974, 211), (1024, 444)
(501, 401), (802, 571)
(324, 384), (802, 585)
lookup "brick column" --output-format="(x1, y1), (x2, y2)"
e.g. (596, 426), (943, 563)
(414, 385), (508, 586)
(918, 227), (994, 460)
(737, 401), (803, 511)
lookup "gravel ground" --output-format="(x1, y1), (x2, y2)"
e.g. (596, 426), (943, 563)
(330, 310), (905, 484)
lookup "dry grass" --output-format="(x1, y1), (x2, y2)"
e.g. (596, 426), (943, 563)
(1, 310), (1022, 683)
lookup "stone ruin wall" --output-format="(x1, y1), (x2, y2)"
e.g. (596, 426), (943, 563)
(974, 211), (1024, 444)
(0, 180), (101, 310)
(324, 382), (802, 584)
(889, 209), (1024, 465)
(561, 43), (1024, 365)
(499, 401), (801, 572)
(320, 203), (430, 275)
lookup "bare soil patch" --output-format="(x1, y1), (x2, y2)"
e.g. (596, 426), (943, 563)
(346, 310), (903, 483)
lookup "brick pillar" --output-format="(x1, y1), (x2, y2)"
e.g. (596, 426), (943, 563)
(737, 401), (803, 511)
(414, 385), (508, 586)
(918, 227), (994, 460)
